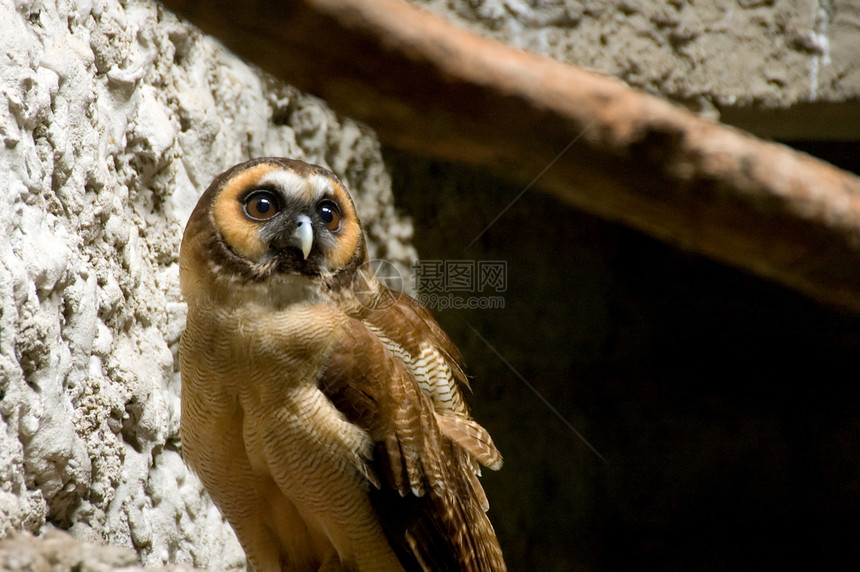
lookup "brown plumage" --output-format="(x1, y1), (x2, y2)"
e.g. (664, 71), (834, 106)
(179, 157), (505, 571)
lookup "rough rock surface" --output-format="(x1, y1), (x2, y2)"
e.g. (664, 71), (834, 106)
(0, 528), (225, 571)
(0, 529), (141, 571)
(0, 0), (415, 567)
(410, 0), (860, 136)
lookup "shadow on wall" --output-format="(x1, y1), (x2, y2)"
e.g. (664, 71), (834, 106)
(384, 146), (860, 572)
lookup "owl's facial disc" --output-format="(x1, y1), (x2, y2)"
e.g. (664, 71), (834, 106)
(208, 160), (365, 282)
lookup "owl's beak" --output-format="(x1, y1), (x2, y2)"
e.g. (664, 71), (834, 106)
(290, 214), (314, 260)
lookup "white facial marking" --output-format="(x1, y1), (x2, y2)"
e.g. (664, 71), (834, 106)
(309, 173), (334, 201)
(257, 169), (319, 203)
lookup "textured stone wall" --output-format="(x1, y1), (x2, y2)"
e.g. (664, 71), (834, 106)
(0, 0), (414, 567)
(411, 0), (860, 139)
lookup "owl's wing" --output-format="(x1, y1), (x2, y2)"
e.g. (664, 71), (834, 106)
(360, 289), (502, 466)
(319, 299), (505, 572)
(358, 288), (503, 481)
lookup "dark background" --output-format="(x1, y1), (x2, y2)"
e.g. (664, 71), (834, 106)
(385, 141), (860, 571)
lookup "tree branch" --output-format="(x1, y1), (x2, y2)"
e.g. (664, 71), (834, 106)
(161, 0), (860, 314)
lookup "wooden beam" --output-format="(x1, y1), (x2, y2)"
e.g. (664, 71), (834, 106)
(161, 0), (860, 314)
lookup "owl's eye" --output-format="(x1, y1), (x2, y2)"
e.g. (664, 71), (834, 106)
(243, 190), (281, 221)
(318, 200), (342, 232)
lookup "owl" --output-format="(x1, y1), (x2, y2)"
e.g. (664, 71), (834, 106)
(178, 157), (505, 571)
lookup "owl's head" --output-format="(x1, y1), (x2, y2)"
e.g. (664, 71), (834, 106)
(180, 157), (368, 305)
